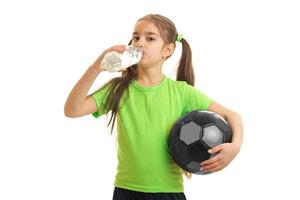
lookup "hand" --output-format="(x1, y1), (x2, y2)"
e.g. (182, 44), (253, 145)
(200, 143), (240, 173)
(90, 45), (127, 72)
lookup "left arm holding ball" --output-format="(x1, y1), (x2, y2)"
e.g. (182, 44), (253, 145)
(200, 101), (244, 173)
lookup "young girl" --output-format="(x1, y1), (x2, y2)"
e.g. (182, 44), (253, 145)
(64, 14), (243, 200)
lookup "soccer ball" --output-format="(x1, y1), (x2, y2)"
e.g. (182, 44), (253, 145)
(168, 110), (232, 175)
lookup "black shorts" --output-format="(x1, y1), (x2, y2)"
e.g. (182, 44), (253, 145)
(112, 187), (187, 200)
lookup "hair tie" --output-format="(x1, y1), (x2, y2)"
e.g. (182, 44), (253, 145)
(176, 34), (183, 42)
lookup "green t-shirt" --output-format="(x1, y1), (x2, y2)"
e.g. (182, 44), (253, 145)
(91, 75), (212, 193)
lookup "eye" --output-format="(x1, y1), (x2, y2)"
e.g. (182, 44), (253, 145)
(132, 36), (139, 41)
(147, 37), (155, 41)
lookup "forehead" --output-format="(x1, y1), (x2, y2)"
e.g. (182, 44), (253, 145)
(133, 20), (160, 36)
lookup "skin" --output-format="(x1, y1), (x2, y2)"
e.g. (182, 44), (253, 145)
(203, 102), (243, 173)
(130, 19), (175, 86)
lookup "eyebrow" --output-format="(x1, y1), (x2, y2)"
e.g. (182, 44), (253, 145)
(132, 32), (158, 36)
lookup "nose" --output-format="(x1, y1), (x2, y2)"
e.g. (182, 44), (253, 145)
(138, 43), (144, 48)
(136, 39), (144, 48)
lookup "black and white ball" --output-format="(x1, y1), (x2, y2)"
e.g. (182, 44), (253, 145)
(168, 110), (232, 174)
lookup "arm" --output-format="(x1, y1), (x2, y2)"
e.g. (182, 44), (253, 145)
(64, 45), (127, 118)
(208, 101), (243, 151)
(200, 101), (244, 173)
(64, 66), (104, 118)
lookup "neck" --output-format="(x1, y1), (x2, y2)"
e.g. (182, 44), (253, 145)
(135, 64), (164, 87)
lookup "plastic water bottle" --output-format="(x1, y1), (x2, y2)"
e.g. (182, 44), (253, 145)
(101, 45), (143, 72)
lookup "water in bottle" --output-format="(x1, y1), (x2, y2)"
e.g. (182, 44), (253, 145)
(101, 45), (143, 72)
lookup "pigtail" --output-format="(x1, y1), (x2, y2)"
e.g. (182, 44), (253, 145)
(182, 170), (192, 180)
(176, 38), (195, 86)
(176, 37), (195, 180)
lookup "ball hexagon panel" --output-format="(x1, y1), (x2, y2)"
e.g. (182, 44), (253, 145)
(173, 141), (190, 166)
(202, 125), (223, 148)
(179, 121), (202, 145)
(186, 161), (201, 173)
(188, 141), (211, 162)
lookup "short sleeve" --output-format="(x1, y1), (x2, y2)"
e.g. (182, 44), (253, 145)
(181, 82), (213, 115)
(91, 85), (110, 118)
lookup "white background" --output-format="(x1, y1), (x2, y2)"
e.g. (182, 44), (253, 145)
(1, 0), (299, 199)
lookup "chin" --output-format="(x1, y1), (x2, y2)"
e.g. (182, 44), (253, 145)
(137, 60), (146, 66)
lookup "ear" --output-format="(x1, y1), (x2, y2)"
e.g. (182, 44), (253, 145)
(163, 43), (175, 58)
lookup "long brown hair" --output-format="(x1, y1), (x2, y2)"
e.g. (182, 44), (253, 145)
(94, 14), (195, 179)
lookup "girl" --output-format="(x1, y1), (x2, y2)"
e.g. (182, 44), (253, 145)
(64, 14), (243, 200)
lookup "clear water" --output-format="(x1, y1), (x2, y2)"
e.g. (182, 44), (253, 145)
(101, 45), (143, 72)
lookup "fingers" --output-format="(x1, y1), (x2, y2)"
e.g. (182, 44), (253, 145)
(117, 67), (127, 72)
(200, 144), (224, 166)
(200, 153), (229, 173)
(95, 45), (126, 68)
(199, 143), (236, 173)
(208, 144), (224, 154)
(204, 165), (223, 173)
(203, 159), (228, 173)
(200, 156), (225, 173)
(107, 45), (127, 53)
(200, 154), (219, 166)
(200, 162), (219, 172)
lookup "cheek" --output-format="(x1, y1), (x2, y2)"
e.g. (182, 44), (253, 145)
(147, 50), (161, 59)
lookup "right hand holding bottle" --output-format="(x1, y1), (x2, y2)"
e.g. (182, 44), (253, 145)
(90, 45), (127, 73)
